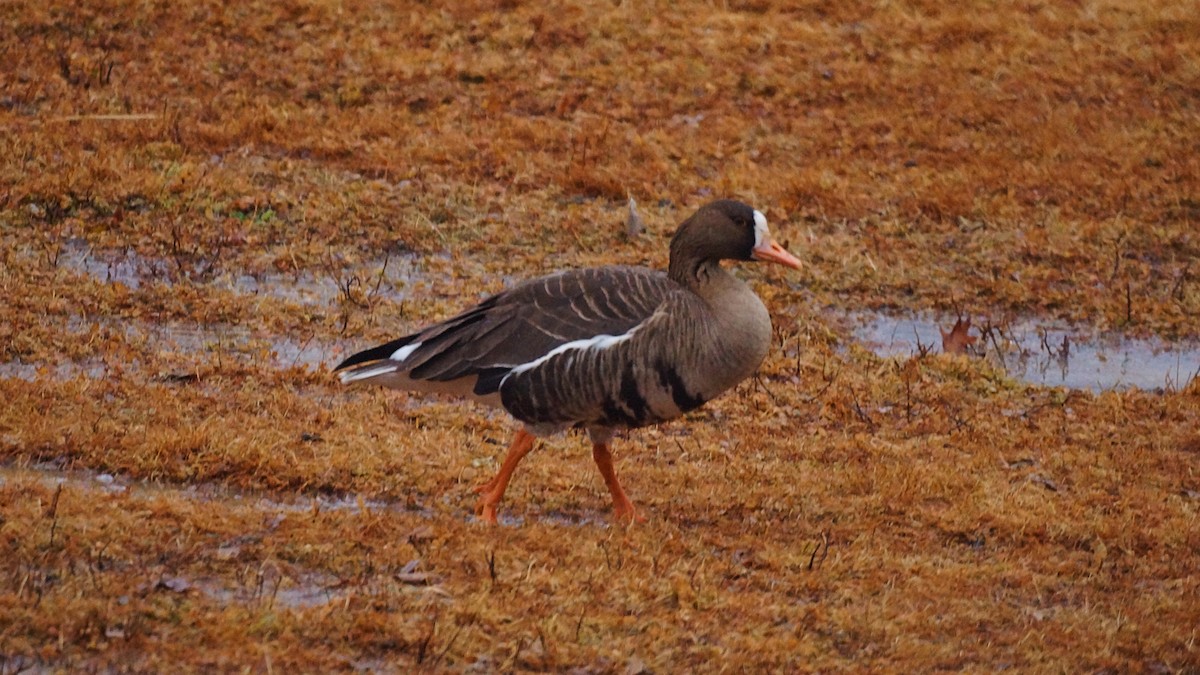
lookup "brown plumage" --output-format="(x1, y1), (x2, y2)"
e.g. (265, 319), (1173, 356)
(335, 199), (802, 524)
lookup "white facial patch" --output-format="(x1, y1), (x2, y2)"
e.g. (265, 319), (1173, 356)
(752, 210), (769, 247)
(391, 341), (422, 362)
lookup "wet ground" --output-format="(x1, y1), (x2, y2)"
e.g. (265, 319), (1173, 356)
(6, 217), (1197, 672)
(55, 237), (432, 306)
(10, 243), (1200, 394)
(846, 312), (1200, 392)
(0, 459), (609, 537)
(5, 2), (1198, 670)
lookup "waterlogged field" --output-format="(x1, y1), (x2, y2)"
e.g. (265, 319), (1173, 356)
(2, 0), (1198, 672)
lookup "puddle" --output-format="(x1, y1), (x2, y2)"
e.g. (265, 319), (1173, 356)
(0, 360), (109, 382)
(0, 463), (133, 494)
(53, 239), (433, 308)
(111, 319), (342, 371)
(270, 334), (343, 370)
(0, 655), (53, 675)
(2, 242), (455, 381)
(0, 315), (345, 381)
(9, 242), (501, 383)
(845, 311), (1200, 392)
(216, 254), (428, 307)
(58, 241), (146, 289)
(176, 570), (348, 609)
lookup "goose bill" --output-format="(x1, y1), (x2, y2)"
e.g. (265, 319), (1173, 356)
(751, 239), (803, 270)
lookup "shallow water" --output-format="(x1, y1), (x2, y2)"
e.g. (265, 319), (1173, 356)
(0, 360), (109, 382)
(179, 571), (349, 609)
(0, 315), (343, 380)
(112, 319), (341, 371)
(58, 241), (146, 289)
(32, 241), (1200, 394)
(55, 239), (428, 307)
(4, 242), (448, 379)
(847, 311), (1200, 392)
(216, 258), (425, 307)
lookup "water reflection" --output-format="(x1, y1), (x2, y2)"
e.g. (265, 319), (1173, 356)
(850, 311), (1200, 392)
(54, 238), (428, 307)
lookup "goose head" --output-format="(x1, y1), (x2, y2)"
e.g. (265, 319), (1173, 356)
(669, 199), (802, 282)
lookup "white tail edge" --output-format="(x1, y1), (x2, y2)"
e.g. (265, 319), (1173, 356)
(339, 363), (399, 385)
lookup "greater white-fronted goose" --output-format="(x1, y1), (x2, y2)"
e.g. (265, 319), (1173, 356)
(335, 199), (801, 524)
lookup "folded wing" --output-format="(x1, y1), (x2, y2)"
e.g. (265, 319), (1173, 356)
(334, 266), (678, 406)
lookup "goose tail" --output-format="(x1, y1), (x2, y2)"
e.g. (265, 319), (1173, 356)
(334, 335), (418, 385)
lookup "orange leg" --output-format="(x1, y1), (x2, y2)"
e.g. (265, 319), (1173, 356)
(473, 429), (536, 524)
(592, 442), (645, 523)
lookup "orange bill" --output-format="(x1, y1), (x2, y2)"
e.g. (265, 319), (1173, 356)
(751, 239), (803, 270)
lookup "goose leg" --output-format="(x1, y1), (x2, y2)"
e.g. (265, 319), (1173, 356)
(473, 429), (536, 524)
(591, 442), (644, 523)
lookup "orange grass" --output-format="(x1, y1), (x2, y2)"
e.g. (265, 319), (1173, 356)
(2, 0), (1199, 671)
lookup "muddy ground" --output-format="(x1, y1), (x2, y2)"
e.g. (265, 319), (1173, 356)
(2, 0), (1198, 672)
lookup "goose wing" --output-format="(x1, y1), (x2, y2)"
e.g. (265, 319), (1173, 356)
(334, 266), (677, 402)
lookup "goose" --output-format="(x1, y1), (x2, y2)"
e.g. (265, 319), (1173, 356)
(335, 199), (802, 524)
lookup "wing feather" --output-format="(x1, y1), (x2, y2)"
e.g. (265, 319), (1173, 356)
(334, 266), (678, 404)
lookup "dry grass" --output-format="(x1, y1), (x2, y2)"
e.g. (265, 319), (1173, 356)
(2, 0), (1199, 671)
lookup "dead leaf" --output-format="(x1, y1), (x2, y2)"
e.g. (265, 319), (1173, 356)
(626, 196), (645, 237)
(407, 526), (435, 542)
(396, 571), (435, 585)
(625, 656), (650, 675)
(422, 585), (452, 598)
(941, 317), (978, 354)
(216, 544), (241, 560)
(157, 576), (192, 593)
(1029, 474), (1058, 492)
(396, 559), (436, 584)
(1091, 539), (1108, 574)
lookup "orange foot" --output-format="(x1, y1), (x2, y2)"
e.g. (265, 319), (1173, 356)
(470, 430), (536, 526)
(613, 500), (647, 524)
(592, 441), (646, 525)
(472, 477), (499, 495)
(475, 496), (500, 525)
